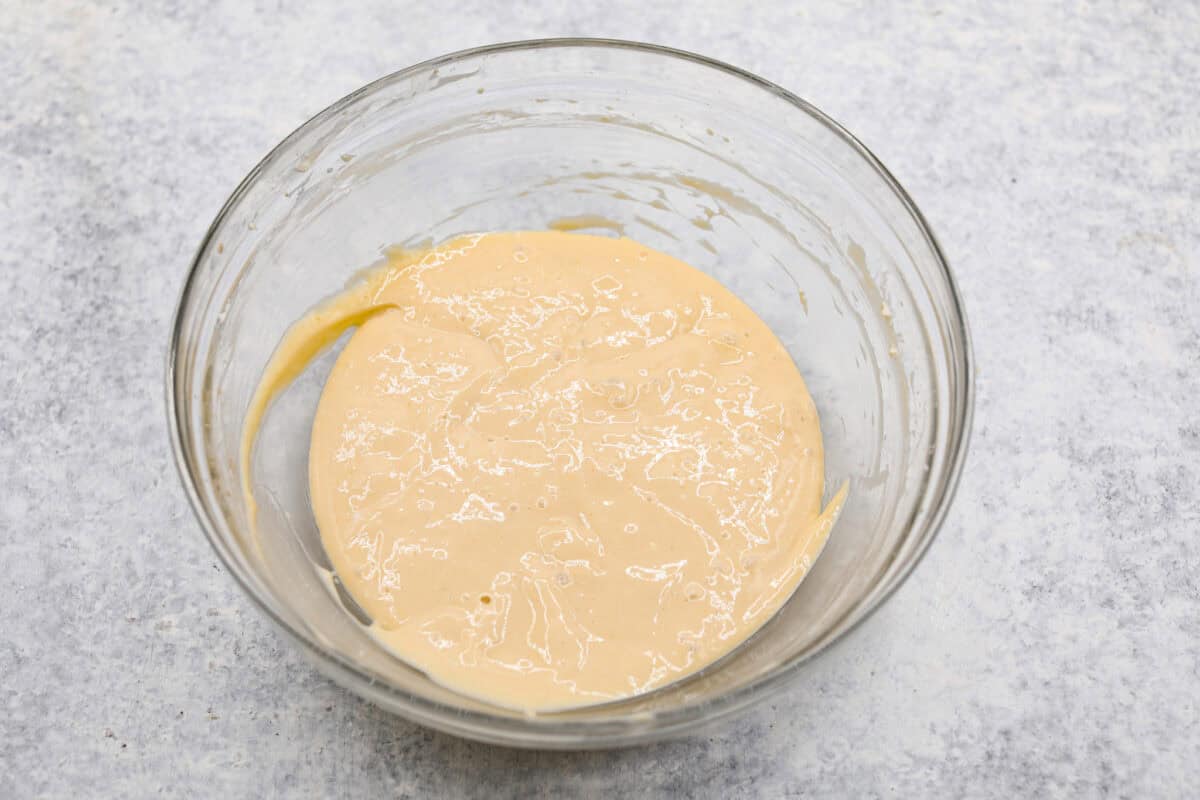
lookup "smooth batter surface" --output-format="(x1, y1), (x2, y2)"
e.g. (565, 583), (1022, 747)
(248, 231), (844, 711)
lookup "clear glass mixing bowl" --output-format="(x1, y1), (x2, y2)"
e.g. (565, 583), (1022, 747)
(167, 39), (972, 748)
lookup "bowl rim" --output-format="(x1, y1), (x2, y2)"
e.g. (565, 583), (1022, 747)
(166, 36), (974, 748)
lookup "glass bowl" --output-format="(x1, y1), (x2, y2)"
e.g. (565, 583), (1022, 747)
(167, 39), (972, 748)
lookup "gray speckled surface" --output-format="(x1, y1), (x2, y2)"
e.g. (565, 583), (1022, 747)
(3, 1), (1199, 796)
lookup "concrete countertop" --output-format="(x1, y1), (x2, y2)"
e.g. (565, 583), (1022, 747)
(3, 2), (1197, 796)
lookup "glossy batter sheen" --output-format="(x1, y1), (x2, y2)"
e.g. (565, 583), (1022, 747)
(250, 231), (845, 711)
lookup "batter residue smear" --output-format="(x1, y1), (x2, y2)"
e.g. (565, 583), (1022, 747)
(257, 230), (845, 710)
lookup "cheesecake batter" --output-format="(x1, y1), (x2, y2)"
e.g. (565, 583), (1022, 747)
(245, 230), (845, 711)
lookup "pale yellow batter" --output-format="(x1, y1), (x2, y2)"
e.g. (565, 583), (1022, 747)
(244, 231), (844, 711)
